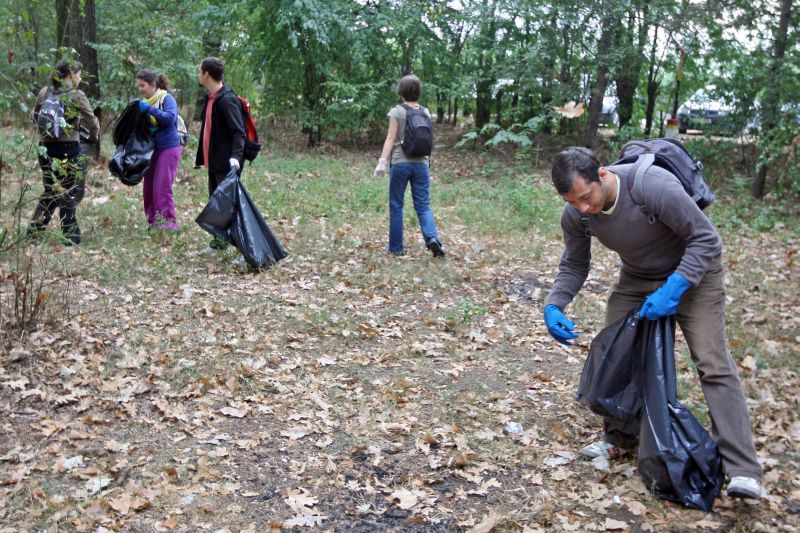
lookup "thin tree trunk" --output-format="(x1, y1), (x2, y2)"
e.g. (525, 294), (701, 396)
(584, 14), (615, 148)
(751, 0), (792, 199)
(56, 0), (101, 156)
(643, 25), (660, 136)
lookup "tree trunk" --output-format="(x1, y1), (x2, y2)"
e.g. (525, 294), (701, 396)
(495, 89), (503, 126)
(584, 14), (615, 148)
(303, 59), (321, 147)
(643, 25), (660, 136)
(452, 98), (459, 127)
(614, 1), (649, 129)
(195, 35), (222, 121)
(751, 0), (792, 199)
(474, 0), (496, 129)
(436, 91), (445, 124)
(56, 0), (101, 156)
(475, 72), (493, 128)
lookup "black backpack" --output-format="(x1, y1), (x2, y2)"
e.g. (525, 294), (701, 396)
(614, 138), (714, 223)
(36, 89), (70, 140)
(400, 104), (433, 157)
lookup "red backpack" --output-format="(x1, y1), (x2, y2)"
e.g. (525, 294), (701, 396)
(235, 94), (261, 162)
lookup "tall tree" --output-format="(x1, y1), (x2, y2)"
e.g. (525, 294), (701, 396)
(473, 0), (499, 129)
(613, 0), (649, 129)
(56, 0), (100, 101)
(751, 0), (793, 199)
(584, 5), (616, 148)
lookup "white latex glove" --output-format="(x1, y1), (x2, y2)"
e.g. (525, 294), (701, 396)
(229, 158), (240, 171)
(373, 157), (387, 176)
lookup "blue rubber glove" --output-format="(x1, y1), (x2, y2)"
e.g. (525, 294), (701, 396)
(138, 100), (151, 113)
(639, 272), (692, 320)
(544, 304), (579, 345)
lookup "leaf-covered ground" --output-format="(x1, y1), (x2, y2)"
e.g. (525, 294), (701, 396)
(1, 135), (798, 532)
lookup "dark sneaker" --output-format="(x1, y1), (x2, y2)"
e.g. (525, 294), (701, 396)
(426, 240), (445, 258)
(63, 227), (81, 246)
(26, 226), (44, 241)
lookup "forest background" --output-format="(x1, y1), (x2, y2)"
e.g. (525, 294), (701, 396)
(0, 0), (798, 198)
(0, 0), (798, 532)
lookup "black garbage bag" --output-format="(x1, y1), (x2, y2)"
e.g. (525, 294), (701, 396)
(109, 101), (153, 186)
(577, 310), (643, 422)
(195, 170), (288, 270)
(636, 317), (724, 512)
(109, 133), (154, 186)
(112, 101), (150, 146)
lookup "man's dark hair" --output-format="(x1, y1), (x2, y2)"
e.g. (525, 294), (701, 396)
(201, 57), (224, 82)
(551, 146), (601, 195)
(396, 75), (421, 102)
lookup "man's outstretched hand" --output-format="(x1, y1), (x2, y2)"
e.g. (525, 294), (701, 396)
(544, 304), (579, 345)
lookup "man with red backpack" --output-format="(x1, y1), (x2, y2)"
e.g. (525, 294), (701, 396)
(195, 56), (246, 249)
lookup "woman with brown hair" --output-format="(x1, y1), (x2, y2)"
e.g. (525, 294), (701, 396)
(135, 68), (182, 230)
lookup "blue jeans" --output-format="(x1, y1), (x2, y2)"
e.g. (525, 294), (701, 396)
(388, 163), (440, 253)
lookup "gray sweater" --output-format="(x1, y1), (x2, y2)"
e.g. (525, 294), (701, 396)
(545, 163), (722, 310)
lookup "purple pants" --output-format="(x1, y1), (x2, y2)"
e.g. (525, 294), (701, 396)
(143, 145), (181, 229)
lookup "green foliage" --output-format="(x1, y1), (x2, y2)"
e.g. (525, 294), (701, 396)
(0, 0), (797, 195)
(447, 298), (489, 326)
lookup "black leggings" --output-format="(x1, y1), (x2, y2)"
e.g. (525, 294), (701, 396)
(31, 142), (87, 240)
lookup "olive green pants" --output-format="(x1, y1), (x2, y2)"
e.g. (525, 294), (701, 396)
(603, 264), (763, 482)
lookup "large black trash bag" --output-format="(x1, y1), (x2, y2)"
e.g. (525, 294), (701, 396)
(196, 170), (288, 270)
(577, 310), (643, 422)
(109, 101), (154, 186)
(636, 317), (724, 512)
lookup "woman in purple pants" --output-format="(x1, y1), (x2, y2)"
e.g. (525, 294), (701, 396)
(135, 69), (182, 230)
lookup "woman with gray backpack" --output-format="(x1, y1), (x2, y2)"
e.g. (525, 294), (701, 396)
(29, 59), (99, 246)
(373, 74), (444, 258)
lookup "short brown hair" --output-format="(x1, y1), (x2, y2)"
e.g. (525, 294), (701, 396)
(200, 57), (224, 82)
(396, 75), (421, 102)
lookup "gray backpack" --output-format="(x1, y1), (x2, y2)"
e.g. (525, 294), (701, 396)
(36, 89), (70, 139)
(579, 138), (714, 235)
(615, 138), (714, 222)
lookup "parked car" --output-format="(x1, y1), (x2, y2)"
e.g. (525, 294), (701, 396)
(745, 101), (800, 133)
(676, 87), (735, 134)
(598, 96), (619, 126)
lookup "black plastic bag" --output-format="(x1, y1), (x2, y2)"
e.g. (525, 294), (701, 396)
(636, 317), (724, 512)
(195, 170), (288, 270)
(577, 310), (643, 422)
(112, 101), (150, 146)
(109, 133), (154, 186)
(109, 101), (153, 186)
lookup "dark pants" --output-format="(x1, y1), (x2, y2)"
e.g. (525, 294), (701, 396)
(31, 142), (86, 243)
(208, 165), (240, 197)
(603, 265), (763, 481)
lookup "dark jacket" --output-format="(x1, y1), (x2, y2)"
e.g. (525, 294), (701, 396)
(195, 85), (245, 173)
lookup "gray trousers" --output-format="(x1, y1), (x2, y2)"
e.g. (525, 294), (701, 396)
(603, 264), (763, 482)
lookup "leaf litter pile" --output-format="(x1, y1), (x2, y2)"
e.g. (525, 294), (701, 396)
(1, 150), (799, 532)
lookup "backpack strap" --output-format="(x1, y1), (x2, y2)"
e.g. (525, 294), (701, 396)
(626, 153), (657, 224)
